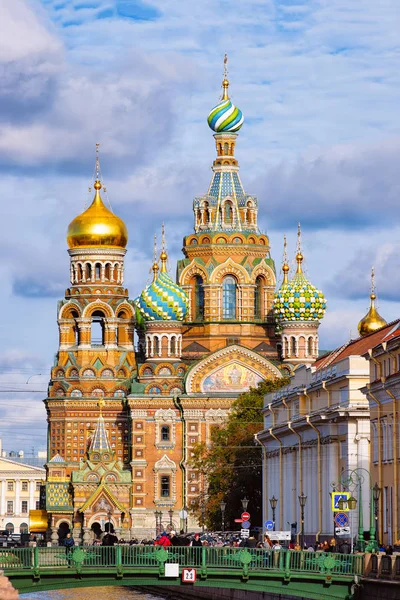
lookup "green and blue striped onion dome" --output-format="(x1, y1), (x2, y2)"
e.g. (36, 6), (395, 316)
(273, 267), (327, 323)
(134, 261), (188, 322)
(207, 93), (244, 133)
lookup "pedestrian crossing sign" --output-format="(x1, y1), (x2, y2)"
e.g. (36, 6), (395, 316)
(332, 491), (350, 512)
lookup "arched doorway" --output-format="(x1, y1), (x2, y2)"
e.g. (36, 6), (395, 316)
(91, 522), (103, 540)
(57, 522), (70, 543)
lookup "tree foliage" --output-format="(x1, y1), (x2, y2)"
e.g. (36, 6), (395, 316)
(190, 376), (290, 531)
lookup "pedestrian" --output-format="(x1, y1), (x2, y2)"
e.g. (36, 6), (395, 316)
(155, 531), (171, 547)
(340, 540), (350, 554)
(272, 541), (282, 551)
(191, 533), (202, 547)
(63, 532), (74, 567)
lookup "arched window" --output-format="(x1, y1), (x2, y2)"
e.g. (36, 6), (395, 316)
(225, 201), (233, 223)
(5, 523), (14, 533)
(154, 336), (160, 355)
(86, 263), (92, 280)
(161, 426), (170, 442)
(223, 276), (237, 319)
(20, 522), (29, 534)
(170, 337), (176, 354)
(307, 337), (313, 356)
(91, 311), (105, 346)
(224, 142), (229, 155)
(194, 276), (204, 320)
(254, 276), (263, 319)
(291, 337), (296, 356)
(95, 263), (101, 280)
(105, 264), (111, 280)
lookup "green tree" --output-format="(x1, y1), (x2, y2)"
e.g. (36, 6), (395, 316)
(190, 376), (289, 531)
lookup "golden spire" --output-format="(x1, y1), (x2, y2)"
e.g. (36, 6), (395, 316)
(159, 222), (168, 273)
(152, 234), (159, 281)
(296, 222), (304, 274)
(222, 53), (230, 100)
(282, 235), (290, 284)
(358, 266), (387, 336)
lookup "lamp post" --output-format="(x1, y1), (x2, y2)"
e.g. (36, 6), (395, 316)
(332, 468), (377, 553)
(298, 493), (307, 549)
(269, 496), (278, 531)
(373, 483), (381, 545)
(220, 501), (226, 533)
(241, 497), (249, 512)
(154, 510), (162, 536)
(338, 495), (357, 553)
(168, 508), (174, 529)
(201, 501), (206, 534)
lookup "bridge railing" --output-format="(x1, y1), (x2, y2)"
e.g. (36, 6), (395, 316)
(0, 546), (365, 577)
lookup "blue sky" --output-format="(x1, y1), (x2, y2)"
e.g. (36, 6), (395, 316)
(1, 0), (400, 453)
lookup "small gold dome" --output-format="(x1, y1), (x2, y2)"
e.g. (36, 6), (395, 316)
(358, 293), (387, 337)
(67, 180), (128, 249)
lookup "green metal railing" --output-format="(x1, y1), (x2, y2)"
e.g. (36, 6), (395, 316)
(0, 546), (365, 577)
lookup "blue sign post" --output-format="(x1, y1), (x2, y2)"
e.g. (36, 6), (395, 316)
(265, 520), (274, 531)
(241, 520), (251, 529)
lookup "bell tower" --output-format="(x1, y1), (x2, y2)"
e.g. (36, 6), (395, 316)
(44, 147), (136, 544)
(177, 56), (278, 358)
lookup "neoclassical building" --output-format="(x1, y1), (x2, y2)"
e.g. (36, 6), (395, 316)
(42, 66), (328, 543)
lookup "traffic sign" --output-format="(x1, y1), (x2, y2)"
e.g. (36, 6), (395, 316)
(241, 520), (251, 529)
(334, 512), (349, 527)
(268, 531), (291, 541)
(241, 511), (250, 521)
(335, 526), (351, 537)
(179, 509), (188, 519)
(234, 518), (243, 523)
(265, 520), (274, 531)
(240, 529), (250, 538)
(182, 568), (196, 583)
(331, 492), (350, 512)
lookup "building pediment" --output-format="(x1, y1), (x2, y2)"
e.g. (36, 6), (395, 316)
(185, 344), (282, 394)
(79, 482), (126, 514)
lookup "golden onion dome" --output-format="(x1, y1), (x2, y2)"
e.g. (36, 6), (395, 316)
(358, 293), (387, 337)
(67, 180), (128, 249)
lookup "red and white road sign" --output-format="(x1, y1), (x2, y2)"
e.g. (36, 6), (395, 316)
(241, 512), (250, 521)
(182, 568), (196, 583)
(234, 518), (243, 523)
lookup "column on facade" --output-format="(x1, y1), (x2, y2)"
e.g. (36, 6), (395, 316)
(29, 480), (35, 512)
(0, 480), (5, 517)
(15, 480), (20, 517)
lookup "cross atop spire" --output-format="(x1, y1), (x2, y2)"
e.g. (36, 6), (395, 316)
(371, 266), (376, 298)
(222, 53), (229, 100)
(160, 222), (168, 273)
(282, 235), (289, 284)
(296, 222), (303, 274)
(152, 234), (159, 280)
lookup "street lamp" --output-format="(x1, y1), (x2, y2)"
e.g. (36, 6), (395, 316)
(338, 496), (357, 553)
(372, 483), (381, 545)
(241, 497), (249, 512)
(269, 496), (278, 531)
(298, 493), (307, 549)
(220, 501), (226, 532)
(201, 501), (206, 533)
(168, 508), (174, 529)
(154, 510), (162, 536)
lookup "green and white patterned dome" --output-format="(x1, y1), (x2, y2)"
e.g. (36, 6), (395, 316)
(274, 251), (327, 323)
(134, 252), (188, 322)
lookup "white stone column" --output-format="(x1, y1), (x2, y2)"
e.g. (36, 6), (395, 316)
(0, 480), (5, 518)
(29, 480), (35, 511)
(15, 480), (20, 517)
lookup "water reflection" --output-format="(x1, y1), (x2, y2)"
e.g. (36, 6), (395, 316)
(22, 587), (167, 600)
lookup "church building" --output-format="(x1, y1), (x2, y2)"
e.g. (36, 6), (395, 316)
(42, 65), (327, 543)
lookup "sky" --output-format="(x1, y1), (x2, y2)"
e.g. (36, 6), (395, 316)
(1, 0), (400, 454)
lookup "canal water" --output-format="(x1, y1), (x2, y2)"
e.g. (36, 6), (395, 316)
(22, 588), (167, 600)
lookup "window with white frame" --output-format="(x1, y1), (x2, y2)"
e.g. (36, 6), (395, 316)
(371, 421), (378, 463)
